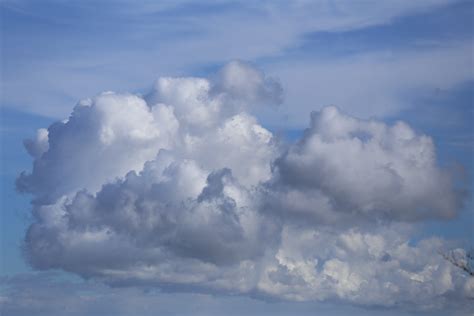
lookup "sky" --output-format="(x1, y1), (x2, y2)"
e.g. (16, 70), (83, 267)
(0, 1), (473, 315)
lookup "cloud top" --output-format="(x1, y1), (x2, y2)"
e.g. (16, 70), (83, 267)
(272, 105), (462, 223)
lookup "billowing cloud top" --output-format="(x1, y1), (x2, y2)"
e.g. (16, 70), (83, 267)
(17, 61), (471, 310)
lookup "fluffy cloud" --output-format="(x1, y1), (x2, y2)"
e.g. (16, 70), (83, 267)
(258, 225), (463, 307)
(212, 61), (283, 107)
(17, 62), (471, 311)
(269, 106), (463, 223)
(17, 93), (179, 203)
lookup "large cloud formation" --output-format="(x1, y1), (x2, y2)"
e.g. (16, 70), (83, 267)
(17, 61), (471, 311)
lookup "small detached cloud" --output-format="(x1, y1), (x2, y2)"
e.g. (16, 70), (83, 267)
(16, 61), (470, 311)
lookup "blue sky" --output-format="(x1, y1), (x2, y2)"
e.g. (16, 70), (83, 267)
(1, 1), (473, 315)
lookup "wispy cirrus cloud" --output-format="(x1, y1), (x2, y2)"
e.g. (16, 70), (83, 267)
(1, 0), (469, 120)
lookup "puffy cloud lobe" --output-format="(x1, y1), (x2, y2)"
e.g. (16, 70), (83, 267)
(23, 128), (49, 159)
(17, 93), (179, 203)
(212, 61), (283, 106)
(146, 61), (282, 133)
(255, 225), (473, 310)
(147, 77), (220, 131)
(17, 62), (470, 311)
(272, 106), (463, 222)
(180, 113), (277, 187)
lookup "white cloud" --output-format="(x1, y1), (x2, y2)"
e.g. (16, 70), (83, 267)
(212, 60), (283, 107)
(270, 106), (463, 222)
(257, 225), (463, 308)
(17, 92), (179, 203)
(23, 128), (49, 158)
(16, 62), (471, 311)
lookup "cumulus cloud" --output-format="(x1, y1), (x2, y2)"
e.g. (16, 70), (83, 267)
(258, 225), (465, 306)
(212, 60), (283, 106)
(17, 93), (179, 203)
(17, 62), (470, 311)
(269, 106), (463, 223)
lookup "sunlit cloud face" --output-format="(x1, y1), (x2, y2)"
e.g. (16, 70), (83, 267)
(16, 61), (471, 310)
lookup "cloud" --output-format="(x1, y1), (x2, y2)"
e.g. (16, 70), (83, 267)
(212, 60), (283, 106)
(23, 128), (49, 159)
(16, 62), (471, 311)
(17, 61), (280, 203)
(17, 92), (179, 204)
(258, 225), (462, 306)
(1, 0), (464, 119)
(269, 106), (463, 223)
(269, 41), (474, 126)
